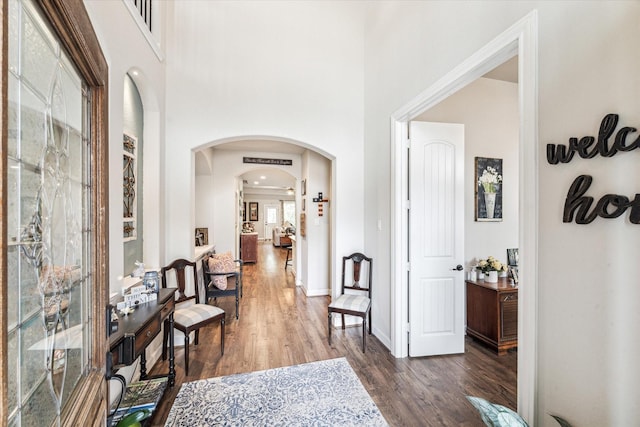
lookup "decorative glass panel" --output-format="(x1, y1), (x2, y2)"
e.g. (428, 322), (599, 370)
(123, 133), (137, 240)
(7, 1), (92, 425)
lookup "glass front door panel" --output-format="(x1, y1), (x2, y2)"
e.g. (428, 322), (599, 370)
(7, 0), (91, 424)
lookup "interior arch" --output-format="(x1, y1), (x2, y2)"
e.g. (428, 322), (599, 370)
(194, 135), (336, 299)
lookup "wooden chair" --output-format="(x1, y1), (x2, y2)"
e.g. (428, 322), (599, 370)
(161, 259), (224, 376)
(328, 252), (373, 352)
(202, 253), (243, 319)
(282, 243), (293, 269)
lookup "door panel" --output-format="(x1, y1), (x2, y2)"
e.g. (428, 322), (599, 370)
(264, 204), (279, 240)
(2, 0), (109, 425)
(409, 121), (465, 357)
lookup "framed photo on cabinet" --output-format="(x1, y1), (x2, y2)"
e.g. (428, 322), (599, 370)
(249, 202), (258, 221)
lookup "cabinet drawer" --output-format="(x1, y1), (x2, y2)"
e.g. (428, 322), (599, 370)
(160, 297), (175, 321)
(135, 315), (161, 356)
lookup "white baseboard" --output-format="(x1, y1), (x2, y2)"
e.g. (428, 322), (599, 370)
(303, 287), (330, 297)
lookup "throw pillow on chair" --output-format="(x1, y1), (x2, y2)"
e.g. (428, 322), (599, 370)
(208, 252), (235, 290)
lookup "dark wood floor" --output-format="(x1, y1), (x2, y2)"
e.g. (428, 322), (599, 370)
(149, 242), (517, 426)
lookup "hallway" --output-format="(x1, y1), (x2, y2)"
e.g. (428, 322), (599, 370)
(150, 242), (517, 426)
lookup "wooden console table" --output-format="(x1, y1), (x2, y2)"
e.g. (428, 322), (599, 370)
(466, 278), (518, 355)
(109, 288), (176, 386)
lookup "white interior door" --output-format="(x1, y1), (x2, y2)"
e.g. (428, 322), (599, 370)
(264, 204), (279, 240)
(409, 121), (465, 357)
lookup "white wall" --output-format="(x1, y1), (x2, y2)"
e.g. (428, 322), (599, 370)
(84, 0), (166, 291)
(417, 77), (519, 272)
(84, 1), (640, 425)
(364, 2), (640, 425)
(84, 0), (168, 378)
(210, 149), (302, 257)
(164, 1), (366, 298)
(300, 151), (331, 296)
(242, 196), (293, 240)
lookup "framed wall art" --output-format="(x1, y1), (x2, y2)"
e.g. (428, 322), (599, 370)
(249, 202), (259, 221)
(300, 212), (306, 237)
(195, 228), (208, 246)
(123, 132), (137, 241)
(475, 157), (503, 222)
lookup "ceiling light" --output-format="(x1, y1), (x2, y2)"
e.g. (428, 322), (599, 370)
(254, 181), (259, 185)
(287, 189), (294, 195)
(260, 176), (266, 180)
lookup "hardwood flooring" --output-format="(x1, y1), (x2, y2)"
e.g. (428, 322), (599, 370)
(149, 242), (517, 426)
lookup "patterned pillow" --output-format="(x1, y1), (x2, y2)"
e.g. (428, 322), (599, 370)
(208, 252), (235, 290)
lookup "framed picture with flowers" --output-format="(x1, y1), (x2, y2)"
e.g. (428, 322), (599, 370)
(475, 157), (503, 221)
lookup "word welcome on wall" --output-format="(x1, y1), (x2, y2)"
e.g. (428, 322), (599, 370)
(547, 114), (640, 224)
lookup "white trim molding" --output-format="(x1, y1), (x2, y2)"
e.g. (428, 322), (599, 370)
(390, 10), (538, 426)
(122, 0), (165, 61)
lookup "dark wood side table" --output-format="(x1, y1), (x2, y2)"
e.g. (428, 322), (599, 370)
(240, 232), (258, 263)
(465, 277), (518, 355)
(109, 288), (176, 386)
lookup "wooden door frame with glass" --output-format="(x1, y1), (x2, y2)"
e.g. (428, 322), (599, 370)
(1, 0), (109, 425)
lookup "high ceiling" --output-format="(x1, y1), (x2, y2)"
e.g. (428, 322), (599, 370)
(195, 56), (519, 197)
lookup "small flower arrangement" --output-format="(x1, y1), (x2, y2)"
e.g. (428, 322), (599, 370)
(476, 256), (508, 274)
(478, 166), (502, 194)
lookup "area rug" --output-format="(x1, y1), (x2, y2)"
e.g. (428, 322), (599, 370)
(164, 357), (388, 426)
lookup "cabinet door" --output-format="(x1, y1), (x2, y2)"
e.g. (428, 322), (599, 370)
(500, 292), (518, 341)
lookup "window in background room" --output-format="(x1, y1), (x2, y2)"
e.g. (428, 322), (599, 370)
(283, 201), (296, 227)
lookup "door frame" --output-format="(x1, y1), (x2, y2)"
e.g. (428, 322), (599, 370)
(390, 10), (538, 424)
(0, 0), (109, 424)
(263, 203), (280, 241)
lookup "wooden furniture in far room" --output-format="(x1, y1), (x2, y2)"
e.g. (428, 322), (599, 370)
(240, 232), (258, 263)
(465, 277), (518, 355)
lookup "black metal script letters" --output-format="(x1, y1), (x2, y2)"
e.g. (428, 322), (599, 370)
(563, 175), (640, 224)
(547, 114), (640, 164)
(549, 114), (640, 224)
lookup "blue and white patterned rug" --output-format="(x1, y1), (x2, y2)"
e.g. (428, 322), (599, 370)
(164, 357), (388, 426)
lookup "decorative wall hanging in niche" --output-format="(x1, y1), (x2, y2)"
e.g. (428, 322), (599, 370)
(249, 202), (259, 221)
(475, 157), (503, 222)
(123, 133), (137, 240)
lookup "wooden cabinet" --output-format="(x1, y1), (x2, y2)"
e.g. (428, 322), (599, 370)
(466, 278), (518, 355)
(241, 233), (258, 263)
(109, 289), (176, 384)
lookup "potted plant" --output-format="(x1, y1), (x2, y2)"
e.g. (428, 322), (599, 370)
(476, 256), (507, 283)
(467, 396), (573, 427)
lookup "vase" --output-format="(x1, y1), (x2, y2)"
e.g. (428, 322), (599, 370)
(486, 271), (498, 283)
(484, 192), (496, 219)
(478, 272), (485, 280)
